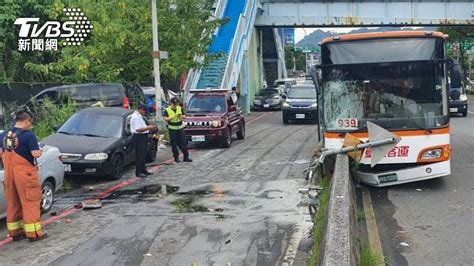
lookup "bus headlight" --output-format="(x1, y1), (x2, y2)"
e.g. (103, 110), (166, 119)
(310, 103), (318, 108)
(459, 94), (468, 101)
(283, 102), (290, 107)
(421, 149), (442, 160)
(418, 145), (450, 162)
(211, 120), (221, 128)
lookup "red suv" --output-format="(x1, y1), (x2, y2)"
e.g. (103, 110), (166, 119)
(184, 90), (245, 148)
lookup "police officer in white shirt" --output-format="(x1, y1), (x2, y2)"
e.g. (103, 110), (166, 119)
(130, 104), (157, 178)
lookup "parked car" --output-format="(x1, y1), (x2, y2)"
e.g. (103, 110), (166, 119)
(253, 87), (286, 111)
(449, 82), (468, 117)
(0, 134), (64, 217)
(25, 83), (146, 111)
(141, 86), (171, 115)
(41, 108), (158, 180)
(282, 85), (318, 124)
(274, 78), (297, 92)
(184, 90), (245, 148)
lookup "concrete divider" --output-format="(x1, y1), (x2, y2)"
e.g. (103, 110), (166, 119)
(320, 154), (359, 265)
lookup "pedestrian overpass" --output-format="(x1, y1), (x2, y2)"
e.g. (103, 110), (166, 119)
(184, 0), (473, 113)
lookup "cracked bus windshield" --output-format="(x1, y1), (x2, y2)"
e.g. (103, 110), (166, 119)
(321, 38), (449, 131)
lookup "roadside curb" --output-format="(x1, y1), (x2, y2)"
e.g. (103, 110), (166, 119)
(361, 186), (384, 262)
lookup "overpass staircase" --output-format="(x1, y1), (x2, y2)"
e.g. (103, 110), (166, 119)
(186, 0), (258, 91)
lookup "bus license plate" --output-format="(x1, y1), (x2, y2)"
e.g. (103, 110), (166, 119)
(378, 173), (398, 183)
(64, 164), (72, 172)
(296, 114), (305, 119)
(192, 135), (205, 142)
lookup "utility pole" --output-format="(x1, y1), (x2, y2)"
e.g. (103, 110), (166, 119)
(151, 0), (163, 123)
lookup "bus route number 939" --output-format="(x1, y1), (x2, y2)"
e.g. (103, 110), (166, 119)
(337, 118), (358, 129)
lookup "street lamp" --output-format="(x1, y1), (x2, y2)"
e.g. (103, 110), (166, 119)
(301, 28), (309, 73)
(151, 0), (163, 123)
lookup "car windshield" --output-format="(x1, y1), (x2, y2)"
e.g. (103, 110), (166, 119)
(322, 61), (449, 131)
(58, 113), (123, 138)
(187, 96), (226, 113)
(257, 89), (279, 96)
(287, 88), (316, 99)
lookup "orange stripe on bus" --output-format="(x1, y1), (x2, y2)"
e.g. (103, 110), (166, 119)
(324, 127), (450, 139)
(321, 31), (445, 44)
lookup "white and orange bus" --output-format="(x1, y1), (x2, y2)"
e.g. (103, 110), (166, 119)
(318, 31), (451, 186)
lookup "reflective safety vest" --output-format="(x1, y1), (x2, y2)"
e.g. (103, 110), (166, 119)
(166, 106), (185, 130)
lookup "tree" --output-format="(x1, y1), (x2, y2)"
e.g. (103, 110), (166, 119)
(0, 2), (58, 83)
(0, 0), (226, 84)
(438, 26), (474, 80)
(284, 45), (295, 70)
(294, 49), (306, 71)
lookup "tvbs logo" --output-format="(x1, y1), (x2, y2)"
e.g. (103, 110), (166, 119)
(14, 8), (93, 52)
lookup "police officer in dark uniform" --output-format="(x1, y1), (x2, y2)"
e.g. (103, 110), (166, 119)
(164, 98), (192, 163)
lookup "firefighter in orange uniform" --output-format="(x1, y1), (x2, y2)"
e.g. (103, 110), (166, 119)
(0, 110), (47, 242)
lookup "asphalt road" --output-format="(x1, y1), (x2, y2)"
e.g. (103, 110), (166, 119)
(370, 98), (474, 265)
(0, 111), (319, 265)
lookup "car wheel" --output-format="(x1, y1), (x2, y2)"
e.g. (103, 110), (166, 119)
(146, 139), (158, 162)
(108, 155), (124, 180)
(41, 180), (55, 214)
(283, 114), (289, 124)
(221, 128), (232, 148)
(237, 122), (245, 139)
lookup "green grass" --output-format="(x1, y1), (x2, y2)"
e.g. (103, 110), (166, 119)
(309, 177), (330, 266)
(468, 90), (474, 95)
(357, 208), (366, 222)
(358, 237), (385, 266)
(30, 98), (77, 140)
(58, 177), (74, 193)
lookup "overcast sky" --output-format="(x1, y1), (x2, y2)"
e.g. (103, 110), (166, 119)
(294, 28), (357, 42)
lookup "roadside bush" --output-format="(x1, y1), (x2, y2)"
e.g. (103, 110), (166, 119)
(32, 98), (77, 140)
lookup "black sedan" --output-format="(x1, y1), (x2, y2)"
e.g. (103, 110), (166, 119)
(42, 108), (158, 179)
(282, 85), (318, 124)
(253, 87), (286, 111)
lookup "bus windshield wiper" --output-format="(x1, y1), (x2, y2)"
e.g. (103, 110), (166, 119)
(58, 131), (72, 135)
(408, 119), (433, 134)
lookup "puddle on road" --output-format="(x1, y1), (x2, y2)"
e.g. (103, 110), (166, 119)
(106, 184), (180, 199)
(171, 196), (230, 220)
(173, 197), (209, 213)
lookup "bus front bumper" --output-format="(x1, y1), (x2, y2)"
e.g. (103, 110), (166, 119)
(356, 161), (450, 187)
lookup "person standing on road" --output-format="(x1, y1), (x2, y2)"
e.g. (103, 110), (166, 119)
(130, 104), (157, 178)
(0, 110), (47, 242)
(164, 98), (192, 163)
(231, 86), (240, 104)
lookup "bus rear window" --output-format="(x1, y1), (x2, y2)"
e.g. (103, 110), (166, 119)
(322, 38), (441, 65)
